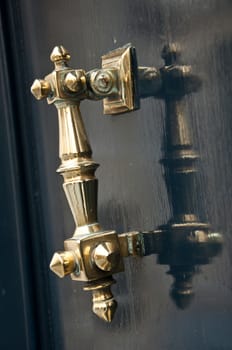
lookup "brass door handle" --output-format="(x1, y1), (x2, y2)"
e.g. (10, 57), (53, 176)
(31, 44), (222, 323)
(31, 45), (145, 322)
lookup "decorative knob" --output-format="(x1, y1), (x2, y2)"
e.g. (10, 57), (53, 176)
(84, 278), (117, 323)
(50, 45), (70, 63)
(49, 251), (77, 278)
(31, 79), (51, 100)
(93, 242), (120, 271)
(64, 71), (86, 93)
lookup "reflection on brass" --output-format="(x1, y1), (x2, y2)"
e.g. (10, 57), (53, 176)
(31, 43), (222, 323)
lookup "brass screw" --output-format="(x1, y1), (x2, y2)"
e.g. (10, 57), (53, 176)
(91, 70), (114, 95)
(31, 79), (51, 100)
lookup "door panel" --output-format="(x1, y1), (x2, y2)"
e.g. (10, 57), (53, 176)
(2, 1), (232, 349)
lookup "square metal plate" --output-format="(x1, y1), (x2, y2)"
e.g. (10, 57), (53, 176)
(102, 44), (139, 115)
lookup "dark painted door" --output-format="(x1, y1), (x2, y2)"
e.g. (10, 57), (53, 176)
(1, 1), (232, 349)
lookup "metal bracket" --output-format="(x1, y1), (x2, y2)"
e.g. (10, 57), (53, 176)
(101, 44), (139, 114)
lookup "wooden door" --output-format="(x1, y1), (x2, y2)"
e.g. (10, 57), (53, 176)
(1, 1), (232, 349)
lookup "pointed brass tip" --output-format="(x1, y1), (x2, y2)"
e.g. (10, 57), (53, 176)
(93, 242), (120, 271)
(50, 252), (66, 278)
(31, 79), (51, 100)
(50, 45), (70, 63)
(84, 277), (117, 322)
(50, 251), (76, 278)
(93, 298), (117, 322)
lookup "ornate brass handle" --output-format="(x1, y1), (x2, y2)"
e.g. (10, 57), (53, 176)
(31, 44), (222, 323)
(31, 45), (145, 322)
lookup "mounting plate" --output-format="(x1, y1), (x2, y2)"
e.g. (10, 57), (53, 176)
(101, 44), (139, 115)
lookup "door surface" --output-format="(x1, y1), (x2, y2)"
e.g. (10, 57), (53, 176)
(1, 1), (232, 349)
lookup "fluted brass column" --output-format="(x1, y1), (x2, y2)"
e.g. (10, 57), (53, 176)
(56, 102), (100, 235)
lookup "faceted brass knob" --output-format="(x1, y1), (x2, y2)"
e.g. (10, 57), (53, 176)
(50, 251), (77, 278)
(93, 242), (120, 272)
(64, 71), (86, 93)
(50, 45), (70, 63)
(31, 79), (51, 100)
